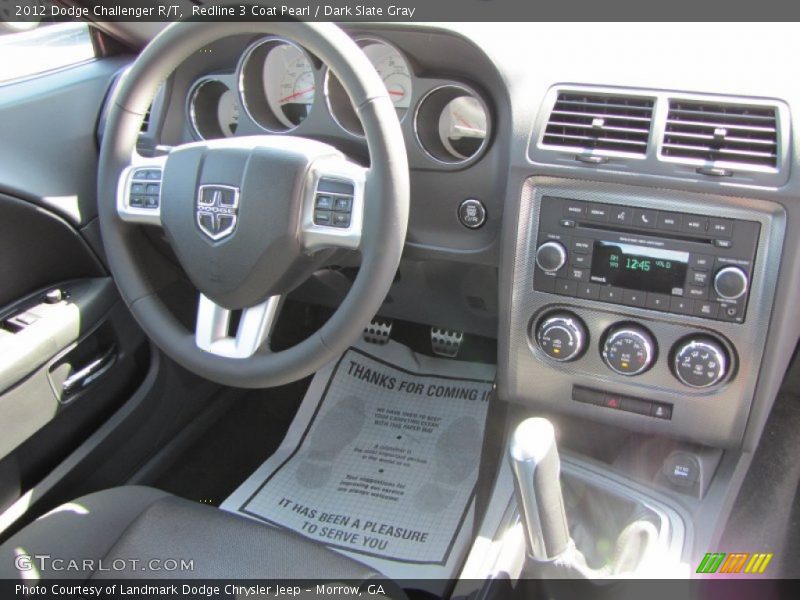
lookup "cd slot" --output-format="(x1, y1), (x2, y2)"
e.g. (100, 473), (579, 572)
(575, 221), (714, 246)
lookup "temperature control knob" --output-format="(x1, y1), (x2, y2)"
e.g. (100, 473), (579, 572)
(535, 241), (567, 273)
(535, 313), (587, 362)
(714, 266), (748, 300)
(602, 325), (656, 376)
(672, 337), (729, 388)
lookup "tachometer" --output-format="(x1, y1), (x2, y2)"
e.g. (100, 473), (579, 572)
(239, 38), (316, 132)
(263, 43), (315, 129)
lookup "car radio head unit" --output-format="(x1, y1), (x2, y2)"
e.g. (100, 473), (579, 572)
(533, 196), (761, 323)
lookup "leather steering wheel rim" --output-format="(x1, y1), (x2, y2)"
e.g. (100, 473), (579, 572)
(97, 21), (409, 388)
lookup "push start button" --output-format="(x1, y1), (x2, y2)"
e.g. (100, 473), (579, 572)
(458, 198), (487, 229)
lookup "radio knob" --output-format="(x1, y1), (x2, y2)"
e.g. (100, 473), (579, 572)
(601, 325), (656, 376)
(535, 241), (567, 273)
(672, 337), (729, 388)
(535, 312), (587, 362)
(713, 266), (748, 300)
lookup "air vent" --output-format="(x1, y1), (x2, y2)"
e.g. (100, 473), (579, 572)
(542, 92), (655, 156)
(662, 100), (778, 169)
(140, 105), (152, 133)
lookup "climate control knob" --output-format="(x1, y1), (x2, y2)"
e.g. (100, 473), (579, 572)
(672, 337), (729, 388)
(535, 313), (587, 362)
(714, 266), (748, 300)
(601, 325), (656, 376)
(535, 241), (567, 273)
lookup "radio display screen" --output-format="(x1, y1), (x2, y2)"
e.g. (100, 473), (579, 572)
(590, 241), (689, 294)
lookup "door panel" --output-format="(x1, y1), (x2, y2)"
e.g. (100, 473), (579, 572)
(0, 53), (147, 501)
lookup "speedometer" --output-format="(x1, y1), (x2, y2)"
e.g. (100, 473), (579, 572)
(325, 39), (413, 137)
(361, 41), (412, 115)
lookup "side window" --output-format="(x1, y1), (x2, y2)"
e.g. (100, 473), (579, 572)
(0, 3), (95, 83)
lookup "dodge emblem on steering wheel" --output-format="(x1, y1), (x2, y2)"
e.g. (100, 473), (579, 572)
(196, 184), (239, 241)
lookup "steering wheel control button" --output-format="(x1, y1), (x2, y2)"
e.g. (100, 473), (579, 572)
(334, 196), (352, 212)
(313, 210), (332, 225)
(714, 266), (748, 300)
(602, 325), (656, 376)
(315, 195), (333, 210)
(535, 312), (587, 362)
(129, 168), (162, 211)
(535, 241), (567, 273)
(672, 337), (729, 388)
(332, 213), (351, 228)
(458, 198), (487, 229)
(313, 185), (354, 228)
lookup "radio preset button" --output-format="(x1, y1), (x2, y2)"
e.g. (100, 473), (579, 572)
(713, 239), (733, 249)
(576, 283), (600, 300)
(632, 208), (657, 228)
(599, 287), (624, 303)
(559, 218), (576, 228)
(535, 241), (568, 273)
(670, 297), (694, 314)
(622, 289), (647, 307)
(646, 293), (671, 311)
(555, 279), (578, 296)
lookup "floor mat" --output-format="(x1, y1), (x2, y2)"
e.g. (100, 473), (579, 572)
(222, 340), (495, 578)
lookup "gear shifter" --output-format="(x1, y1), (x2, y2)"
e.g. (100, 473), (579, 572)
(508, 418), (571, 560)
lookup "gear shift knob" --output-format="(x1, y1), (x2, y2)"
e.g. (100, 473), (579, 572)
(508, 418), (571, 560)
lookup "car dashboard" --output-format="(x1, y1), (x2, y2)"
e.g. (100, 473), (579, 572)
(134, 22), (800, 453)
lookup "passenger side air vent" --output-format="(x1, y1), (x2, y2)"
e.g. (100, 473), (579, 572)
(542, 92), (655, 156)
(661, 99), (778, 170)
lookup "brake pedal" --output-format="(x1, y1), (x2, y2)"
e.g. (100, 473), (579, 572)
(431, 327), (464, 358)
(363, 318), (393, 345)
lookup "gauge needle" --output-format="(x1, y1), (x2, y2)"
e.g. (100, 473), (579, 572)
(279, 86), (315, 103)
(388, 89), (405, 97)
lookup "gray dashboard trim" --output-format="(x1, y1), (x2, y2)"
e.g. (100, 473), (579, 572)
(500, 176), (786, 448)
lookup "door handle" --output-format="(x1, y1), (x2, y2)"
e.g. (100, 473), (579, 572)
(61, 346), (117, 396)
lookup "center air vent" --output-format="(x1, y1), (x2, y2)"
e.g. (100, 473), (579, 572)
(662, 100), (778, 169)
(542, 92), (655, 156)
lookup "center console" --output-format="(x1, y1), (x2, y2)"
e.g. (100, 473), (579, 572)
(500, 177), (785, 447)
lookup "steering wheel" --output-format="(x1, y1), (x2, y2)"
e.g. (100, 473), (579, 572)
(97, 22), (409, 388)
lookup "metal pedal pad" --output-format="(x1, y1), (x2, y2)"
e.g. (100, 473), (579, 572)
(363, 318), (393, 345)
(431, 327), (464, 358)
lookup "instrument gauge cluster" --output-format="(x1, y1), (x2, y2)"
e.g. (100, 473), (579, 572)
(184, 34), (493, 168)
